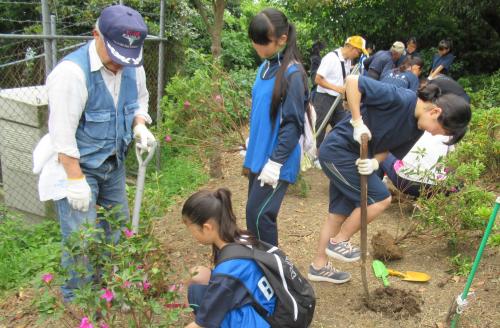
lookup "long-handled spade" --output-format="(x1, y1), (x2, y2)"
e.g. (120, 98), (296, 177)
(445, 196), (500, 327)
(360, 133), (370, 299)
(131, 141), (157, 234)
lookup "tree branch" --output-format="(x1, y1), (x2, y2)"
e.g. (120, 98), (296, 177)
(191, 0), (212, 35)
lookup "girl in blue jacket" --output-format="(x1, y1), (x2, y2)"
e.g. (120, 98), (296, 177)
(243, 8), (308, 246)
(184, 188), (276, 328)
(308, 75), (471, 283)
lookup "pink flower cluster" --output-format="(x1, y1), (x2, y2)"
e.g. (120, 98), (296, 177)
(42, 273), (53, 284)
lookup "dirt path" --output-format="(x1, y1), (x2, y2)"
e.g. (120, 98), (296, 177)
(158, 152), (500, 328)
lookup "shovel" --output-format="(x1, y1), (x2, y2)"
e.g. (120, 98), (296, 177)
(131, 141), (157, 233)
(372, 260), (390, 287)
(387, 269), (431, 282)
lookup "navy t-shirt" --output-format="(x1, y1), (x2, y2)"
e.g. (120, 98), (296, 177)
(320, 76), (423, 162)
(364, 50), (392, 79)
(431, 53), (455, 74)
(381, 70), (419, 92)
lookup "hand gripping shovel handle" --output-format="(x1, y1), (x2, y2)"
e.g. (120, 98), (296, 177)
(131, 141), (157, 233)
(360, 133), (370, 299)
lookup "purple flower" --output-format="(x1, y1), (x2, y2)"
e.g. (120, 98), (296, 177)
(183, 100), (191, 109)
(436, 174), (446, 181)
(80, 317), (93, 328)
(100, 323), (109, 328)
(164, 135), (172, 143)
(100, 288), (114, 302)
(42, 273), (53, 284)
(450, 186), (458, 193)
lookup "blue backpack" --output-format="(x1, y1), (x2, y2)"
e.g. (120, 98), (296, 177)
(217, 241), (316, 328)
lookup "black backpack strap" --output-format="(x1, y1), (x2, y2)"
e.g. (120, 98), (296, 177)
(216, 243), (273, 322)
(333, 50), (346, 81)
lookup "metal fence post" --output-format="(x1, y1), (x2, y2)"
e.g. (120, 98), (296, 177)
(50, 14), (57, 68)
(156, 0), (166, 170)
(41, 0), (53, 77)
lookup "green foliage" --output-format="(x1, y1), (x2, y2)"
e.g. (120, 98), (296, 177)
(161, 51), (254, 149)
(0, 207), (62, 293)
(450, 254), (473, 276)
(37, 207), (188, 327)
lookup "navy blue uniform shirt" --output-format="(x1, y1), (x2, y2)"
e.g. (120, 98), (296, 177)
(431, 53), (455, 74)
(381, 70), (419, 92)
(364, 50), (393, 80)
(320, 76), (423, 161)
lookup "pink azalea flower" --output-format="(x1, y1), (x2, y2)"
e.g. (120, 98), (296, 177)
(124, 229), (134, 238)
(164, 135), (172, 143)
(100, 288), (114, 302)
(123, 281), (132, 289)
(183, 100), (191, 109)
(142, 280), (152, 291)
(450, 186), (458, 193)
(168, 284), (177, 292)
(100, 324), (109, 328)
(214, 94), (223, 103)
(42, 273), (53, 284)
(80, 317), (93, 328)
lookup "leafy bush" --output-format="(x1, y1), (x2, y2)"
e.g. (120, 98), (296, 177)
(0, 207), (62, 293)
(161, 51), (255, 149)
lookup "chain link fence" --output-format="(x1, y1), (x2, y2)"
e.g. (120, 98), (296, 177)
(0, 1), (166, 219)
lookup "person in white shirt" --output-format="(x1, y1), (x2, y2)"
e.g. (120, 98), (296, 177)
(46, 4), (155, 302)
(313, 36), (367, 148)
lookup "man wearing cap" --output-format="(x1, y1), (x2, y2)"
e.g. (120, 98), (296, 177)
(363, 41), (406, 80)
(46, 4), (155, 301)
(313, 36), (367, 148)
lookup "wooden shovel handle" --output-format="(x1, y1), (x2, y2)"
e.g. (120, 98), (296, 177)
(360, 133), (370, 299)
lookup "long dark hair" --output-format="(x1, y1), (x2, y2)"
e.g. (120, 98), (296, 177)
(248, 8), (307, 122)
(417, 84), (471, 144)
(182, 188), (256, 263)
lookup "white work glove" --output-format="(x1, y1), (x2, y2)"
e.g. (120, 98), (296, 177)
(66, 176), (92, 212)
(133, 124), (156, 152)
(355, 158), (379, 175)
(239, 137), (249, 158)
(350, 117), (372, 144)
(258, 159), (282, 189)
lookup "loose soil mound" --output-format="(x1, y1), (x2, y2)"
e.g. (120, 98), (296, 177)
(365, 287), (423, 319)
(371, 230), (404, 261)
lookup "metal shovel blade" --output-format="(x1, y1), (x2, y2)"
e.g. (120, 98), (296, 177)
(387, 269), (431, 282)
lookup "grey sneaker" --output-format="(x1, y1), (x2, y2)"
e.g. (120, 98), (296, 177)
(325, 240), (361, 262)
(307, 262), (351, 284)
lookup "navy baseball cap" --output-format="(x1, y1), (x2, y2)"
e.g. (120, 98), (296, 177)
(97, 5), (147, 67)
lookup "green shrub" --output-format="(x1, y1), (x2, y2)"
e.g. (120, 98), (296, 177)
(161, 51), (254, 149)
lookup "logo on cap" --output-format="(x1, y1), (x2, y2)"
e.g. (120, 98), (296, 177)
(122, 31), (142, 47)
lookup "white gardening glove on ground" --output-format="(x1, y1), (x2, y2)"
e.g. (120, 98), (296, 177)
(133, 124), (156, 152)
(350, 117), (372, 144)
(355, 158), (379, 175)
(258, 159), (282, 189)
(239, 137), (249, 158)
(66, 176), (91, 212)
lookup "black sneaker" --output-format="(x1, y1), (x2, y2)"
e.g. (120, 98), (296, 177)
(307, 262), (351, 284)
(325, 240), (361, 262)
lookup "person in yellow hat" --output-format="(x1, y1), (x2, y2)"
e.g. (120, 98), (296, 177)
(313, 35), (367, 149)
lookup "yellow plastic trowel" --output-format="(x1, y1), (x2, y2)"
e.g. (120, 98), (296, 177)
(387, 268), (431, 282)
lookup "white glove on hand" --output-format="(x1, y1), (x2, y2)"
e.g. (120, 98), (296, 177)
(350, 117), (372, 144)
(258, 160), (282, 189)
(66, 176), (91, 212)
(355, 158), (379, 175)
(133, 124), (156, 152)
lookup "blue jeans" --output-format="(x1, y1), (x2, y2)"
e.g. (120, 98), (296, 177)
(55, 156), (129, 301)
